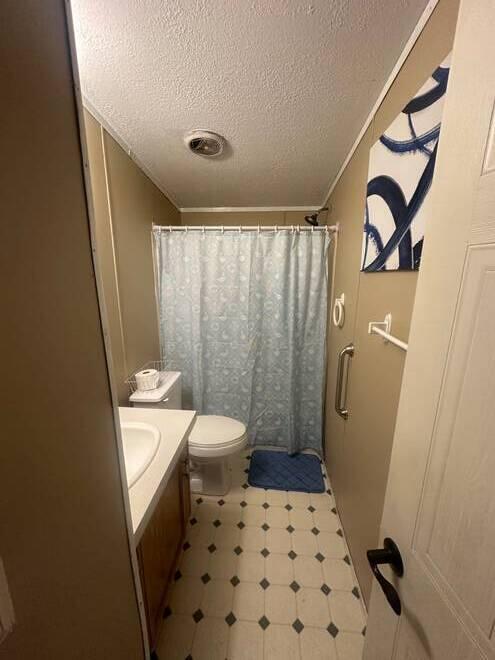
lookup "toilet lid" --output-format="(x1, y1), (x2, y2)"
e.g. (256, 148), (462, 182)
(189, 415), (247, 448)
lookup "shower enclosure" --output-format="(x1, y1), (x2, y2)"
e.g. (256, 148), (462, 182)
(153, 225), (332, 455)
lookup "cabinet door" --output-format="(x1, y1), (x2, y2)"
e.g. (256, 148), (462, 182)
(138, 465), (182, 648)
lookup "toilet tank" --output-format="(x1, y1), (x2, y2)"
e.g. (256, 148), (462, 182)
(129, 371), (182, 409)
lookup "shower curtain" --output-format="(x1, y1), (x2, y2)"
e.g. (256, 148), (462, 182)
(153, 227), (331, 454)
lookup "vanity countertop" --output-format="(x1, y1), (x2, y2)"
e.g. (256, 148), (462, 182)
(118, 406), (196, 542)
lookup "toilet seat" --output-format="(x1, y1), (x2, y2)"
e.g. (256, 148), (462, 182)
(189, 415), (248, 458)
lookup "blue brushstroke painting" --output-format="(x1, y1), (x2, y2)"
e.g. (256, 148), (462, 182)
(362, 57), (450, 272)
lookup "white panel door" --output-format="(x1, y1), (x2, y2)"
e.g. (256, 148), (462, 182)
(364, 0), (495, 657)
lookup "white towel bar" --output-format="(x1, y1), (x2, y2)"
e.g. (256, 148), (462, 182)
(368, 314), (408, 352)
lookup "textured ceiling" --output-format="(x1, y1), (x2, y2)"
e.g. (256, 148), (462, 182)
(71, 0), (429, 208)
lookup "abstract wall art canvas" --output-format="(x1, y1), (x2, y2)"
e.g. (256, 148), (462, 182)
(361, 54), (451, 272)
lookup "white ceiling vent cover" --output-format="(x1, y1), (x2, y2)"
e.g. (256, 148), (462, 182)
(184, 130), (225, 157)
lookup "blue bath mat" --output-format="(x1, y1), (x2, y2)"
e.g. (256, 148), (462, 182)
(248, 450), (325, 493)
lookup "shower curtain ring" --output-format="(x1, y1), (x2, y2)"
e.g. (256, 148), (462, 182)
(222, 226), (224, 234)
(275, 225), (278, 232)
(257, 224), (260, 234)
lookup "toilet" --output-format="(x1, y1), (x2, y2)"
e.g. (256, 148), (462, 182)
(129, 371), (248, 495)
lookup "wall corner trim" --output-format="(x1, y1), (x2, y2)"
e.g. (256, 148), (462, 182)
(321, 0), (439, 206)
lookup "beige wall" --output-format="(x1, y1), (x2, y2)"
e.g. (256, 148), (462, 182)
(323, 0), (460, 603)
(0, 2), (144, 658)
(85, 111), (180, 403)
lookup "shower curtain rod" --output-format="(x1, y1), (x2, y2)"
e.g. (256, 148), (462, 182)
(153, 224), (338, 232)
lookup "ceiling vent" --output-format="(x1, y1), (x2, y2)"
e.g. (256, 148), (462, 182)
(184, 130), (225, 157)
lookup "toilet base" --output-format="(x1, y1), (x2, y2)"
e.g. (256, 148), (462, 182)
(189, 457), (232, 496)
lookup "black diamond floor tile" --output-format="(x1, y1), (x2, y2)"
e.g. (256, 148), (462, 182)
(259, 578), (270, 590)
(290, 581), (300, 593)
(208, 543), (217, 553)
(193, 609), (204, 623)
(234, 545), (243, 555)
(230, 575), (240, 587)
(315, 552), (325, 562)
(258, 615), (270, 630)
(225, 612), (237, 626)
(321, 583), (331, 596)
(288, 550), (297, 560)
(327, 622), (339, 638)
(201, 573), (211, 584)
(261, 548), (270, 557)
(292, 618), (304, 634)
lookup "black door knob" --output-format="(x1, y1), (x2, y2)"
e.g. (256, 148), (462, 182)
(367, 537), (404, 616)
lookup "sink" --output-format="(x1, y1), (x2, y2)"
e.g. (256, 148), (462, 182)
(121, 421), (161, 488)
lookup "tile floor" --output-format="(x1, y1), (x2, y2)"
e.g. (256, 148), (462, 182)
(155, 450), (366, 660)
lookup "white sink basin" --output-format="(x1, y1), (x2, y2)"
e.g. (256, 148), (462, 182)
(121, 421), (161, 488)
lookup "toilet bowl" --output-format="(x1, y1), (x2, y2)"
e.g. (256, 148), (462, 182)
(188, 415), (248, 495)
(129, 371), (248, 495)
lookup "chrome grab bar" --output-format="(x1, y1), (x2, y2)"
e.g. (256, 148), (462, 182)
(335, 343), (354, 419)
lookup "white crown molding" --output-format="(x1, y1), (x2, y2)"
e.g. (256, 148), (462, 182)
(321, 0), (439, 206)
(82, 96), (181, 211)
(180, 206), (320, 213)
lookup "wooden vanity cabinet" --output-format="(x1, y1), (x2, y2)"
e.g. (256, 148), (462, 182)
(136, 446), (191, 649)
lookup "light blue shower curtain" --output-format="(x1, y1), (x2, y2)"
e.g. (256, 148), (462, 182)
(153, 227), (330, 454)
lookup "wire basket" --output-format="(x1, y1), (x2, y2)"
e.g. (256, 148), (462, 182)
(125, 360), (171, 394)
